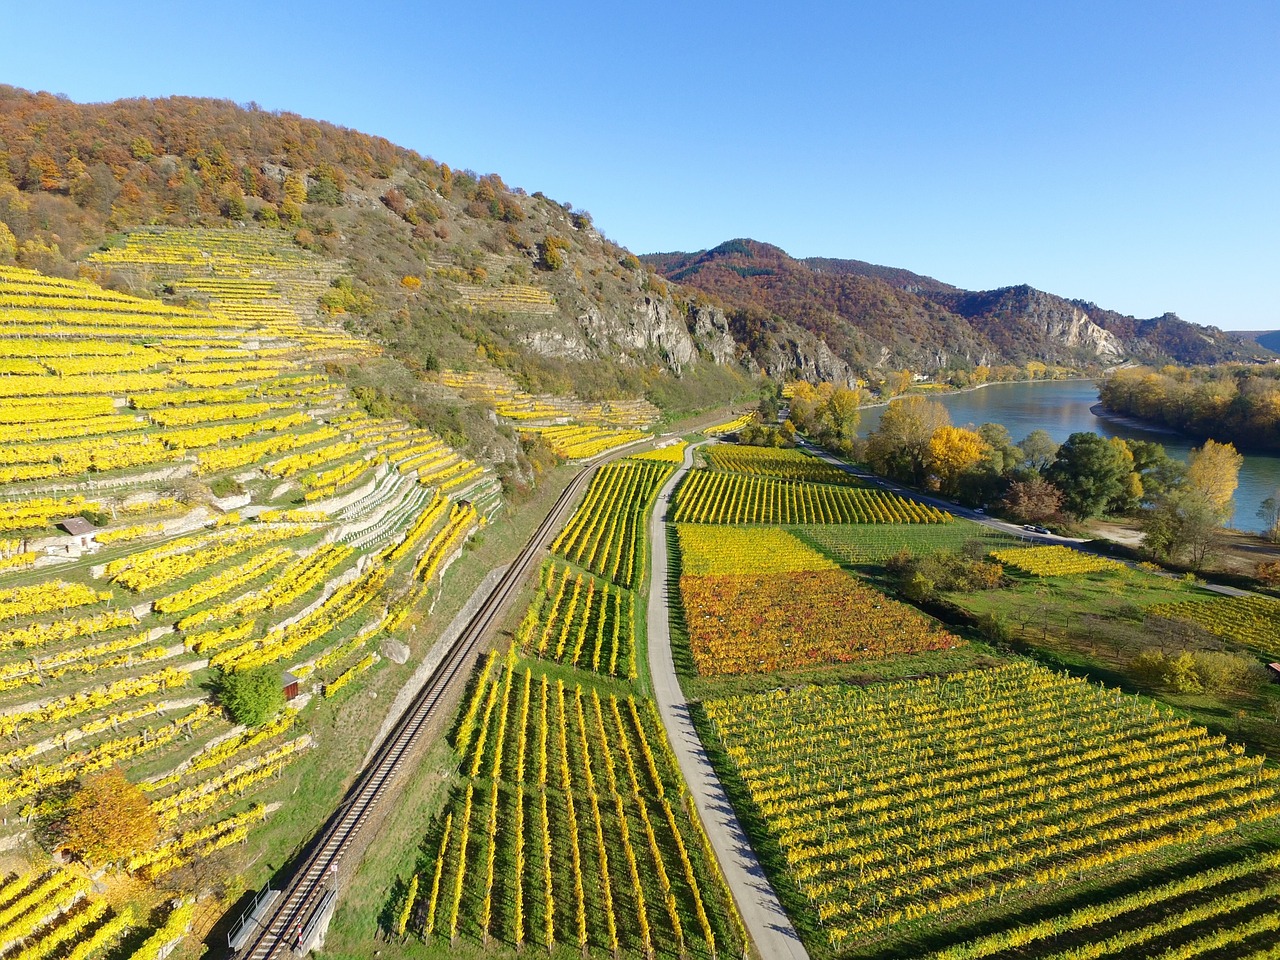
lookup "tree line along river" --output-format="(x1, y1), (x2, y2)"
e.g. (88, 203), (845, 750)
(857, 379), (1280, 533)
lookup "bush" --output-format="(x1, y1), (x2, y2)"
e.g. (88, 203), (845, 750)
(977, 611), (1012, 643)
(908, 550), (1006, 592)
(209, 476), (244, 499)
(218, 666), (285, 727)
(1255, 560), (1280, 587)
(1130, 647), (1264, 695)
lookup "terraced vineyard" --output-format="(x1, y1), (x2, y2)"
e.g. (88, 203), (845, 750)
(0, 865), (156, 960)
(0, 231), (498, 956)
(520, 423), (649, 460)
(440, 368), (660, 428)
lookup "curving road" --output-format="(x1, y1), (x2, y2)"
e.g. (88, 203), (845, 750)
(645, 443), (810, 960)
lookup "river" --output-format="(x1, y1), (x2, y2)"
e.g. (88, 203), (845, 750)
(857, 380), (1280, 533)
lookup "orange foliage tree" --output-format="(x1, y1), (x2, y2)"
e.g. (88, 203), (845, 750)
(58, 766), (159, 864)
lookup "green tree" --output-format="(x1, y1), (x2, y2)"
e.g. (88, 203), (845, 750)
(1127, 439), (1183, 503)
(218, 665), (285, 727)
(1143, 486), (1223, 570)
(976, 422), (1020, 475)
(1018, 429), (1059, 471)
(1044, 432), (1132, 518)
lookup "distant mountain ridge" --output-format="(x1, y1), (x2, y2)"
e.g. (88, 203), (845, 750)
(643, 240), (1270, 382)
(1231, 330), (1280, 353)
(0, 84), (1267, 413)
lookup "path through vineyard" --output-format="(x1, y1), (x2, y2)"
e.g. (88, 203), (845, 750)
(646, 441), (810, 960)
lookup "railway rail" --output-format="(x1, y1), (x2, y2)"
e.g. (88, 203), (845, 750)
(229, 458), (603, 958)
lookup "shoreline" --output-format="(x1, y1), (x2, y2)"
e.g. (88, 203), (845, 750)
(1087, 402), (1183, 436)
(855, 375), (1096, 411)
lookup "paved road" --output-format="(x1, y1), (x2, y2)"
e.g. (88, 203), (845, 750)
(645, 443), (810, 960)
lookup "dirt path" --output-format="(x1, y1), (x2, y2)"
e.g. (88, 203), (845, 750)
(645, 442), (809, 960)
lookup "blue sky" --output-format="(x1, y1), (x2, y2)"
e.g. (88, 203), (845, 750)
(5, 1), (1277, 329)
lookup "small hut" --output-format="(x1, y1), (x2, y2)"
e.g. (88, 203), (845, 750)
(1267, 663), (1280, 684)
(281, 671), (300, 701)
(55, 517), (99, 555)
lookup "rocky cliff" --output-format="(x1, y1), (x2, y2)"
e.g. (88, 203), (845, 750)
(644, 240), (1270, 381)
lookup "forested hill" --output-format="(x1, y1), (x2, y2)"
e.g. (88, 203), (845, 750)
(0, 85), (1268, 408)
(645, 240), (1270, 379)
(0, 85), (745, 410)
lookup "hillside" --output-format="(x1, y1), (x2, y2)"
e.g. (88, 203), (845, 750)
(0, 237), (518, 953)
(644, 240), (1271, 381)
(1233, 329), (1280, 353)
(0, 85), (748, 428)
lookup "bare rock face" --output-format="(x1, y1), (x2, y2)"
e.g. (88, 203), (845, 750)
(758, 333), (857, 386)
(1054, 309), (1125, 361)
(520, 327), (592, 360)
(570, 297), (700, 371)
(687, 304), (738, 365)
(518, 294), (737, 373)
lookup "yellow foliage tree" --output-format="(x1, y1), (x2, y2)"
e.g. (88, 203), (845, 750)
(1186, 438), (1243, 518)
(59, 766), (159, 865)
(927, 425), (990, 496)
(0, 222), (15, 263)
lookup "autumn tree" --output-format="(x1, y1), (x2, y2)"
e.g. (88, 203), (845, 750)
(789, 382), (864, 456)
(1143, 439), (1242, 568)
(864, 396), (950, 485)
(1185, 439), (1243, 518)
(58, 767), (158, 864)
(1001, 475), (1065, 524)
(928, 425), (990, 496)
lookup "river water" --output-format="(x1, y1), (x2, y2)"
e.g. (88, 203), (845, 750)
(857, 380), (1280, 533)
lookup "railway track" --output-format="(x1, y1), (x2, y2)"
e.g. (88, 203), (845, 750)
(230, 459), (603, 958)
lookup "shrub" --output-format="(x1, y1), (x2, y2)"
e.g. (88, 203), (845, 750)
(218, 665), (285, 727)
(1255, 559), (1280, 587)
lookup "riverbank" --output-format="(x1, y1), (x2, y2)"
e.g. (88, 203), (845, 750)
(854, 375), (1094, 411)
(1088, 402), (1182, 436)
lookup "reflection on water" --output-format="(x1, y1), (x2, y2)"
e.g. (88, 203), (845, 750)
(858, 380), (1280, 532)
